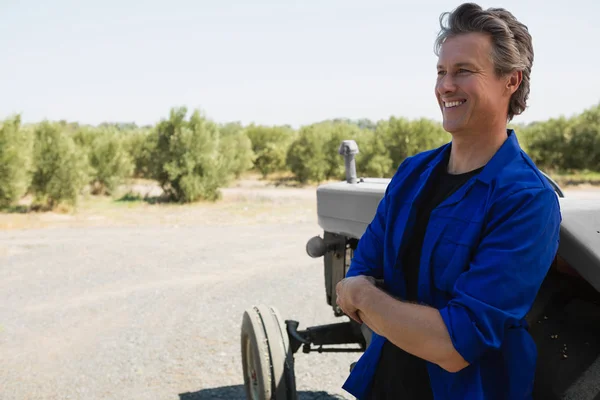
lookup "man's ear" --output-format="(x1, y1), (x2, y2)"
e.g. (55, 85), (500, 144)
(506, 70), (522, 95)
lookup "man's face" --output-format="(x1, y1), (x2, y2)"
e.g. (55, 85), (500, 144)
(435, 32), (513, 135)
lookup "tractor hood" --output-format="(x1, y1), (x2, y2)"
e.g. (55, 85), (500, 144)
(316, 180), (600, 292)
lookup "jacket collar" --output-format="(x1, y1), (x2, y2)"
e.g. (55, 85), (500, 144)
(416, 129), (521, 209)
(477, 129), (521, 184)
(425, 129), (521, 184)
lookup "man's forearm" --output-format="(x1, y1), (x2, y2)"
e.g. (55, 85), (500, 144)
(355, 284), (469, 373)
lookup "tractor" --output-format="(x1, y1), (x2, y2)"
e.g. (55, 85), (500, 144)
(241, 140), (600, 400)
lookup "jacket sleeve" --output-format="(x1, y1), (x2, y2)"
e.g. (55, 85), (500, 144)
(438, 187), (562, 364)
(345, 158), (411, 279)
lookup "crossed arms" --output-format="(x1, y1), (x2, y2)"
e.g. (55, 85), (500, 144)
(336, 186), (561, 373)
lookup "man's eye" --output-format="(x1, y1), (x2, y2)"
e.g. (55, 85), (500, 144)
(437, 70), (446, 76)
(458, 69), (471, 74)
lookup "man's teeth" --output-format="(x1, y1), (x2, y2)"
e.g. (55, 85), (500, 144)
(445, 101), (465, 108)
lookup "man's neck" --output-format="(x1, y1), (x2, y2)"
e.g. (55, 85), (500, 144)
(447, 128), (508, 175)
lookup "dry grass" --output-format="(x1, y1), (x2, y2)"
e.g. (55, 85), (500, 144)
(549, 171), (600, 187)
(0, 176), (318, 231)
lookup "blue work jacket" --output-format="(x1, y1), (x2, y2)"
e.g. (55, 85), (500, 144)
(342, 130), (562, 399)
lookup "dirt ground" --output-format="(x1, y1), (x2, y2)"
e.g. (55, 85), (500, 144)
(1, 177), (599, 400)
(0, 177), (355, 400)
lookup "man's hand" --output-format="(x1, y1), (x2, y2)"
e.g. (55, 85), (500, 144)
(335, 275), (376, 324)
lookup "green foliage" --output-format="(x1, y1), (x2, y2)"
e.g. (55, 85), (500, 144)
(69, 126), (136, 194)
(518, 103), (600, 172)
(0, 116), (33, 208)
(1, 100), (598, 212)
(326, 117), (377, 131)
(376, 117), (449, 170)
(518, 118), (570, 171)
(88, 128), (135, 195)
(98, 121), (139, 131)
(286, 125), (330, 183)
(285, 121), (365, 183)
(565, 105), (600, 171)
(354, 129), (393, 178)
(218, 122), (256, 178)
(30, 122), (89, 209)
(122, 128), (156, 179)
(219, 121), (244, 137)
(245, 125), (295, 177)
(149, 107), (230, 202)
(70, 126), (97, 150)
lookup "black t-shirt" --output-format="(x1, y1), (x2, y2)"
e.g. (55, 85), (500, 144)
(368, 158), (484, 400)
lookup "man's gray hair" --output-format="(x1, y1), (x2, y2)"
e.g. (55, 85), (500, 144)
(434, 3), (534, 121)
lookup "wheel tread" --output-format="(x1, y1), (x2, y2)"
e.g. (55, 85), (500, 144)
(241, 304), (297, 400)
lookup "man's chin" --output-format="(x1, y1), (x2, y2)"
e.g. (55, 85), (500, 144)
(442, 120), (463, 135)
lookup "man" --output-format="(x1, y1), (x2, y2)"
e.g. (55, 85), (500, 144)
(335, 3), (561, 400)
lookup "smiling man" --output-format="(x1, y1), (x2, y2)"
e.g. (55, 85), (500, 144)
(336, 3), (562, 400)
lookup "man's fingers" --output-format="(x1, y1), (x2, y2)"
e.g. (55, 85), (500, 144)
(346, 311), (363, 324)
(336, 296), (360, 323)
(336, 277), (364, 323)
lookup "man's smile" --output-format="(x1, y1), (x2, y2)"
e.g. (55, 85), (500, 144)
(444, 100), (467, 109)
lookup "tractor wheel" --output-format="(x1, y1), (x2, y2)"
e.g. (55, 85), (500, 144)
(241, 305), (297, 400)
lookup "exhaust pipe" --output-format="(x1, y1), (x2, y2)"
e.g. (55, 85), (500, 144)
(338, 140), (359, 184)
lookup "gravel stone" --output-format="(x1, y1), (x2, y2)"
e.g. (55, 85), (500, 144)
(0, 221), (357, 399)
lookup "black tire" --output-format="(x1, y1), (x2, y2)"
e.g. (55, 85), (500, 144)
(241, 305), (297, 400)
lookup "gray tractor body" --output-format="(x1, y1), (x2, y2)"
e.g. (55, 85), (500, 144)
(316, 178), (600, 293)
(308, 142), (600, 399)
(241, 139), (600, 400)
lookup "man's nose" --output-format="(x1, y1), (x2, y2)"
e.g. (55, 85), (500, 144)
(437, 74), (456, 94)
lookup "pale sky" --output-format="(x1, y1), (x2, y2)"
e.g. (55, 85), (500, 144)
(2, 0), (599, 128)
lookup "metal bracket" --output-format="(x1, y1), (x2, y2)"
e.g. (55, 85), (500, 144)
(285, 320), (366, 355)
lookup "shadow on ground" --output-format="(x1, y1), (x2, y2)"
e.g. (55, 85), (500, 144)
(271, 175), (308, 188)
(0, 204), (32, 213)
(116, 192), (171, 204)
(179, 384), (347, 399)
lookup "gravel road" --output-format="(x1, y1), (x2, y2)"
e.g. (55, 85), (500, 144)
(1, 185), (598, 400)
(0, 210), (356, 399)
